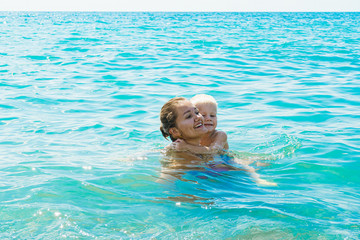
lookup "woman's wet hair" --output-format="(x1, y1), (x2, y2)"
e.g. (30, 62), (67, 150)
(160, 97), (187, 142)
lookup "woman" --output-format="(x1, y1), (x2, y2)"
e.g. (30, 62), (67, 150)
(160, 97), (210, 163)
(159, 97), (216, 186)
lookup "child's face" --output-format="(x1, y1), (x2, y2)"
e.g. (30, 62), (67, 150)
(196, 103), (217, 133)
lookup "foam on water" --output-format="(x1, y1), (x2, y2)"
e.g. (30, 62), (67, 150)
(1, 12), (360, 239)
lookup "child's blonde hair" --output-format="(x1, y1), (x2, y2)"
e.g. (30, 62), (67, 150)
(190, 94), (218, 108)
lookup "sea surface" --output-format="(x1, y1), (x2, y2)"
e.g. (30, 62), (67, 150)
(1, 12), (360, 239)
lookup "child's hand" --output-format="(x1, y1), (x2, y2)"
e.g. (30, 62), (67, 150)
(171, 139), (188, 152)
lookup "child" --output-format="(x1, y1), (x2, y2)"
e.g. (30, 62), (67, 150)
(171, 94), (228, 154)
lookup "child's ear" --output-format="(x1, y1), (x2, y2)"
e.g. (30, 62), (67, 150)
(169, 127), (180, 139)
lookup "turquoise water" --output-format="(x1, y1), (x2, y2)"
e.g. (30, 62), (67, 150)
(1, 12), (360, 239)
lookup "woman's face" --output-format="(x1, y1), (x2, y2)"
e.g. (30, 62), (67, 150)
(171, 100), (207, 142)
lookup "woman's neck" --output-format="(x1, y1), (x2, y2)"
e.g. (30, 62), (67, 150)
(184, 138), (202, 146)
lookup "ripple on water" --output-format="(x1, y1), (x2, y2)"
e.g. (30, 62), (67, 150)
(1, 12), (360, 239)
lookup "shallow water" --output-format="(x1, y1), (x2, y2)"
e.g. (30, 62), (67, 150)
(1, 12), (360, 239)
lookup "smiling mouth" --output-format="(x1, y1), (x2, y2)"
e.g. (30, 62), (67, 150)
(194, 122), (203, 129)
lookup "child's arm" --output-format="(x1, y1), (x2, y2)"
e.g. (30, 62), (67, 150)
(172, 131), (228, 155)
(172, 139), (216, 154)
(210, 130), (228, 150)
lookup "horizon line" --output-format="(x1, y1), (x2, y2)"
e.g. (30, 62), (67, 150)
(1, 10), (359, 13)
